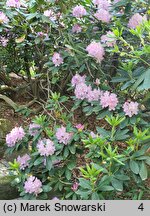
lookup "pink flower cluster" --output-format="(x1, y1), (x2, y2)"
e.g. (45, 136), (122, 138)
(93, 0), (110, 10)
(6, 127), (25, 147)
(52, 52), (63, 67)
(56, 126), (73, 145)
(72, 74), (102, 101)
(37, 139), (56, 156)
(86, 41), (105, 63)
(100, 91), (118, 111)
(72, 75), (139, 116)
(24, 176), (42, 195)
(6, 0), (21, 8)
(0, 12), (9, 24)
(75, 124), (84, 131)
(72, 5), (86, 18)
(94, 8), (111, 23)
(71, 182), (79, 191)
(17, 154), (31, 170)
(71, 74), (86, 87)
(123, 101), (139, 117)
(72, 24), (82, 33)
(128, 13), (146, 29)
(101, 31), (116, 47)
(29, 123), (41, 136)
(44, 9), (56, 22)
(0, 36), (9, 47)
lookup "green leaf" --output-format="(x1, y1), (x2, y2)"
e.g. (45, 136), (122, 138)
(79, 178), (92, 190)
(43, 184), (52, 193)
(115, 174), (130, 181)
(129, 160), (139, 174)
(67, 161), (76, 170)
(111, 178), (123, 191)
(139, 162), (148, 180)
(34, 157), (43, 166)
(65, 169), (72, 180)
(96, 127), (110, 137)
(91, 192), (99, 200)
(68, 144), (76, 154)
(46, 157), (52, 171)
(63, 147), (69, 158)
(100, 186), (114, 191)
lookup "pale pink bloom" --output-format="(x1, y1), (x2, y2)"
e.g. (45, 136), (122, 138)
(72, 5), (86, 18)
(71, 182), (79, 191)
(100, 91), (118, 111)
(0, 36), (9, 47)
(75, 124), (84, 131)
(71, 74), (86, 87)
(37, 139), (55, 157)
(6, 0), (21, 8)
(87, 88), (102, 102)
(93, 0), (111, 11)
(94, 9), (111, 23)
(29, 123), (41, 136)
(95, 78), (100, 85)
(52, 52), (63, 67)
(123, 101), (139, 117)
(86, 41), (105, 63)
(44, 9), (56, 22)
(0, 12), (9, 24)
(56, 126), (73, 145)
(52, 197), (59, 200)
(101, 31), (116, 47)
(6, 127), (25, 147)
(72, 24), (82, 33)
(36, 32), (48, 38)
(17, 154), (31, 170)
(24, 176), (42, 195)
(90, 131), (97, 138)
(128, 13), (146, 29)
(74, 83), (91, 100)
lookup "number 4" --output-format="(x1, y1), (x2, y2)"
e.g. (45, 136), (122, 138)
(138, 203), (144, 211)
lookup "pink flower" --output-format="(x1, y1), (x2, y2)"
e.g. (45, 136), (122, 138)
(52, 52), (63, 67)
(71, 182), (79, 191)
(74, 83), (91, 100)
(0, 12), (9, 24)
(75, 124), (84, 131)
(95, 78), (100, 85)
(29, 123), (41, 136)
(72, 24), (82, 33)
(93, 0), (111, 11)
(52, 197), (59, 200)
(0, 36), (9, 47)
(6, 0), (21, 8)
(100, 91), (118, 111)
(72, 5), (86, 18)
(56, 126), (73, 145)
(94, 9), (111, 23)
(87, 88), (102, 102)
(71, 74), (86, 87)
(44, 9), (56, 22)
(123, 101), (139, 117)
(37, 139), (55, 157)
(90, 131), (97, 138)
(6, 127), (25, 147)
(17, 154), (31, 170)
(24, 176), (42, 195)
(101, 31), (116, 47)
(128, 13), (146, 29)
(86, 42), (105, 63)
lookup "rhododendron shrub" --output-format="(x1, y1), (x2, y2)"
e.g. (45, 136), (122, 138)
(1, 0), (150, 200)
